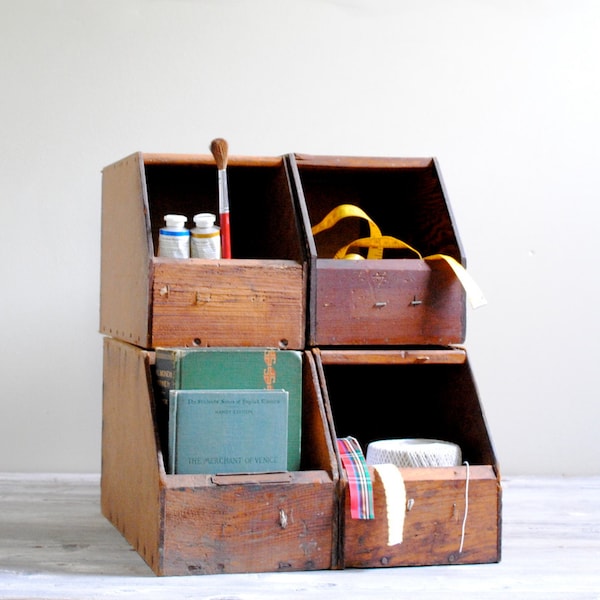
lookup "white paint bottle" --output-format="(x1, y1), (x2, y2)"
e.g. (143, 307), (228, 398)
(191, 213), (221, 259)
(158, 214), (190, 258)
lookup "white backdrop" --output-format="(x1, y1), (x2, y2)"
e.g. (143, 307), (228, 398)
(1, 0), (599, 474)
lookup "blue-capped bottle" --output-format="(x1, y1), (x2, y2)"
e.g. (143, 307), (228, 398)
(158, 214), (190, 258)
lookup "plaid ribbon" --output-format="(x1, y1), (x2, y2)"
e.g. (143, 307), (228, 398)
(337, 437), (375, 520)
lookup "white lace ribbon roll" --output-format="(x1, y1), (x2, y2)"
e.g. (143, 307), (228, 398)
(366, 438), (462, 468)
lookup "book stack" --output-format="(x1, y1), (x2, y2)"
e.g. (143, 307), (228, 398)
(155, 347), (303, 474)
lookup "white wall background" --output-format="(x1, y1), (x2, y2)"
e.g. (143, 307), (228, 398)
(1, 0), (599, 475)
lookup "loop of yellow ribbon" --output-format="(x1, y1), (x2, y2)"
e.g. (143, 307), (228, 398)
(311, 205), (487, 309)
(334, 235), (422, 260)
(311, 204), (384, 260)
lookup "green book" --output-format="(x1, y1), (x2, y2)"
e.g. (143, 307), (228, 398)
(155, 347), (302, 471)
(169, 389), (289, 475)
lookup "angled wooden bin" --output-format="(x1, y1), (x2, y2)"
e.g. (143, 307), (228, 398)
(287, 154), (466, 347)
(101, 337), (339, 576)
(100, 152), (306, 350)
(313, 347), (501, 568)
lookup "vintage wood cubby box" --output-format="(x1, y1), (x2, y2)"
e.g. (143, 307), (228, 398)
(100, 152), (306, 350)
(100, 150), (500, 575)
(101, 336), (339, 576)
(286, 154), (466, 347)
(313, 347), (501, 568)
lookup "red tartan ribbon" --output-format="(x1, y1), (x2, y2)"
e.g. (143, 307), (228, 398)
(337, 437), (375, 520)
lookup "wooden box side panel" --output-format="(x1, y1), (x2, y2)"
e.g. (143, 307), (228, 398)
(101, 338), (162, 574)
(343, 466), (501, 568)
(314, 259), (465, 346)
(100, 153), (152, 348)
(161, 475), (336, 576)
(151, 258), (305, 349)
(447, 357), (499, 468)
(299, 351), (339, 477)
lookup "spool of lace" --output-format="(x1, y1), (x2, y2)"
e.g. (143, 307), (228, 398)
(366, 438), (462, 468)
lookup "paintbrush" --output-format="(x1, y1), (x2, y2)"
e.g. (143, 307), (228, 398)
(210, 138), (231, 258)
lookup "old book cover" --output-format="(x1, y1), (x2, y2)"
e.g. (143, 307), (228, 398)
(155, 347), (302, 471)
(168, 388), (289, 475)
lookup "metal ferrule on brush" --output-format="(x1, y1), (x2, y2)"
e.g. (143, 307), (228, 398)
(218, 169), (229, 214)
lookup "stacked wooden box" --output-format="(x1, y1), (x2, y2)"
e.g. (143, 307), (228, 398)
(100, 151), (501, 576)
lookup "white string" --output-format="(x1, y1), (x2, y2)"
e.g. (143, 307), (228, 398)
(459, 461), (470, 554)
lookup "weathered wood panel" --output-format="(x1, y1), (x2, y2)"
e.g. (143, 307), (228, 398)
(343, 465), (500, 567)
(151, 258), (305, 349)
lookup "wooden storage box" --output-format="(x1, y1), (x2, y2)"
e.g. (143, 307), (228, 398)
(101, 337), (339, 576)
(287, 154), (466, 346)
(100, 153), (306, 350)
(313, 347), (501, 568)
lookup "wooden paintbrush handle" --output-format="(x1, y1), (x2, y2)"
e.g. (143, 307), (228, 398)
(220, 211), (231, 258)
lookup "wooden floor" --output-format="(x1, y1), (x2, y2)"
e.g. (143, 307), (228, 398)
(0, 474), (599, 599)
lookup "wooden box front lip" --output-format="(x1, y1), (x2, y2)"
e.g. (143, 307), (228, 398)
(153, 256), (303, 268)
(312, 258), (466, 346)
(316, 347), (468, 365)
(342, 464), (501, 568)
(142, 152), (284, 168)
(292, 154), (436, 170)
(158, 469), (334, 489)
(159, 476), (338, 575)
(149, 256), (306, 349)
(140, 153), (442, 170)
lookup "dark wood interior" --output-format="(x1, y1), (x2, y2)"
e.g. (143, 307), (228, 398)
(320, 359), (496, 468)
(144, 159), (304, 262)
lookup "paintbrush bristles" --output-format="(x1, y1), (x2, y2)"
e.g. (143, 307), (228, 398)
(210, 138), (229, 170)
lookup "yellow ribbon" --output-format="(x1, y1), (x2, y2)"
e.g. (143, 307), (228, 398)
(311, 205), (487, 309)
(333, 235), (422, 260)
(311, 204), (384, 260)
(426, 254), (487, 309)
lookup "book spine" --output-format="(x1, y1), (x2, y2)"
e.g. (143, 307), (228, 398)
(154, 350), (179, 406)
(168, 389), (178, 474)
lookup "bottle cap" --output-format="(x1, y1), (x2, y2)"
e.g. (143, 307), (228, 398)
(164, 214), (187, 228)
(193, 213), (216, 228)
